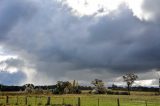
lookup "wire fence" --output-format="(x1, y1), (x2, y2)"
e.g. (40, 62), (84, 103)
(0, 96), (159, 106)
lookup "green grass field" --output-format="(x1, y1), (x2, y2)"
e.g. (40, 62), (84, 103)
(0, 92), (159, 106)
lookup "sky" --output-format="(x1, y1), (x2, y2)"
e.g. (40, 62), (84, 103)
(0, 0), (160, 87)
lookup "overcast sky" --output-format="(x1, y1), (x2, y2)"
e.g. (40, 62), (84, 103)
(0, 0), (160, 86)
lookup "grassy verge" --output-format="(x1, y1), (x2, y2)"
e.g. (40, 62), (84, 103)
(0, 91), (159, 106)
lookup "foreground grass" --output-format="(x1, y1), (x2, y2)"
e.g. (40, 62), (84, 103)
(0, 92), (159, 106)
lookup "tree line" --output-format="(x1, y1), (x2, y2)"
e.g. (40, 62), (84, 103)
(0, 73), (159, 95)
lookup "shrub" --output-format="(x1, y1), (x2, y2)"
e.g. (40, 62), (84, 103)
(119, 91), (129, 95)
(106, 90), (129, 95)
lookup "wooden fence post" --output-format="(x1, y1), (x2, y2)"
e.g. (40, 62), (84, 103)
(39, 96), (42, 105)
(117, 98), (120, 106)
(98, 98), (99, 106)
(145, 100), (147, 106)
(25, 96), (27, 105)
(6, 96), (9, 104)
(46, 96), (51, 105)
(35, 96), (37, 106)
(16, 96), (18, 105)
(78, 97), (80, 106)
(62, 98), (65, 104)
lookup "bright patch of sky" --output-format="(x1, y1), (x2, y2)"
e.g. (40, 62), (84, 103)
(0, 46), (18, 73)
(61, 0), (125, 16)
(0, 55), (18, 62)
(109, 79), (159, 87)
(59, 0), (123, 16)
(60, 0), (155, 22)
(135, 79), (156, 87)
(59, 0), (146, 20)
(126, 0), (150, 20)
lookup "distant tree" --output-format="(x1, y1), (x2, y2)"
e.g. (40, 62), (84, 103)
(123, 73), (138, 95)
(0, 84), (2, 91)
(91, 79), (106, 94)
(70, 80), (81, 94)
(53, 81), (68, 94)
(111, 84), (118, 90)
(53, 80), (81, 94)
(34, 86), (44, 94)
(23, 84), (35, 94)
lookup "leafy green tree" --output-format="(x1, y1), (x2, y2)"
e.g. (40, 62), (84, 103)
(0, 84), (2, 91)
(53, 81), (81, 94)
(23, 84), (35, 94)
(91, 79), (106, 94)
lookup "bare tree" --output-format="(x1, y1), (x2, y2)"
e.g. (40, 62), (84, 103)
(154, 69), (160, 95)
(123, 73), (138, 95)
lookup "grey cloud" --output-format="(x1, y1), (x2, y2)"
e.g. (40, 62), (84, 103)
(1, 0), (93, 82)
(142, 0), (160, 22)
(0, 58), (26, 85)
(0, 0), (160, 84)
(0, 0), (37, 41)
(0, 58), (24, 69)
(82, 6), (160, 73)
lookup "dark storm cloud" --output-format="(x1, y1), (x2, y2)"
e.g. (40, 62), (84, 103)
(0, 0), (93, 81)
(0, 0), (160, 84)
(0, 0), (37, 41)
(84, 6), (160, 73)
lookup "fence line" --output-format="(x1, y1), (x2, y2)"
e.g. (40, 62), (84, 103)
(0, 96), (159, 106)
